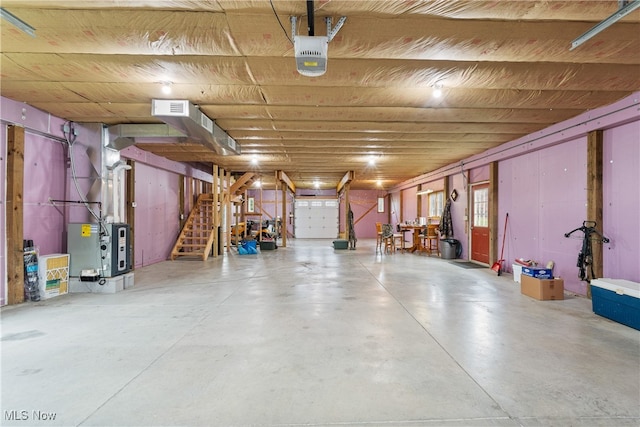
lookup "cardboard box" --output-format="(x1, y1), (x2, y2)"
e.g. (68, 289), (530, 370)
(521, 275), (564, 300)
(591, 279), (639, 330)
(522, 266), (553, 279)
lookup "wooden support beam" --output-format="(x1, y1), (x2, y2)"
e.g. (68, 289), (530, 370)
(6, 125), (25, 305)
(126, 159), (136, 269)
(336, 170), (354, 194)
(443, 176), (450, 207)
(276, 170), (296, 193)
(212, 165), (219, 258)
(226, 170), (232, 252)
(179, 175), (186, 230)
(489, 162), (499, 265)
(282, 186), (288, 247)
(343, 183), (350, 238)
(587, 129), (604, 298)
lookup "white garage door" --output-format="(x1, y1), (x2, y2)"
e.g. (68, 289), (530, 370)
(295, 198), (339, 238)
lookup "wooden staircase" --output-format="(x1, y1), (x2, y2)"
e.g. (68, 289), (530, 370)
(170, 194), (216, 260)
(170, 172), (257, 261)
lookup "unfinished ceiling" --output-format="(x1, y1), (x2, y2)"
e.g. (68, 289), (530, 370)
(1, 1), (639, 190)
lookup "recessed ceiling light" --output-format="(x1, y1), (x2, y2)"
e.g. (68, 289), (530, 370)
(161, 82), (172, 95)
(433, 85), (442, 98)
(314, 181), (320, 189)
(254, 180), (262, 188)
(368, 157), (376, 166)
(251, 157), (259, 165)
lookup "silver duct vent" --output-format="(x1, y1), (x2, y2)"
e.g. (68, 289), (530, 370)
(151, 99), (241, 155)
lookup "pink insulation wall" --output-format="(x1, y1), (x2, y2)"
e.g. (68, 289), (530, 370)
(499, 137), (589, 294)
(23, 133), (68, 255)
(603, 120), (640, 282)
(133, 163), (181, 268)
(345, 190), (389, 239)
(1, 126), (6, 305)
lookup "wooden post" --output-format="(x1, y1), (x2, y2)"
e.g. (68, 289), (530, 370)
(443, 176), (450, 208)
(226, 170), (232, 252)
(587, 130), (604, 298)
(6, 125), (25, 305)
(282, 186), (287, 247)
(416, 184), (422, 218)
(126, 160), (136, 269)
(212, 165), (219, 258)
(179, 175), (185, 230)
(344, 184), (350, 239)
(489, 162), (499, 265)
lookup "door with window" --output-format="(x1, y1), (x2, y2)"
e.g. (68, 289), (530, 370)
(471, 183), (490, 264)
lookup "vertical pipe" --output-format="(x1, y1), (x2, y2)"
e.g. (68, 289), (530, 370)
(307, 0), (314, 36)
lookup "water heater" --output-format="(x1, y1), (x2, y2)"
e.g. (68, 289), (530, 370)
(67, 223), (131, 278)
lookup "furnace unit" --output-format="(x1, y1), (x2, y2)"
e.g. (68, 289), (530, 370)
(67, 223), (131, 278)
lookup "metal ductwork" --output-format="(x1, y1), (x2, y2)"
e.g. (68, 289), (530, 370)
(151, 99), (241, 155)
(107, 123), (186, 150)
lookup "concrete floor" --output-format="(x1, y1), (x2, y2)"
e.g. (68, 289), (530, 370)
(1, 239), (639, 427)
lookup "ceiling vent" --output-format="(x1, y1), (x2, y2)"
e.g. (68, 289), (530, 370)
(151, 99), (241, 156)
(294, 35), (328, 77)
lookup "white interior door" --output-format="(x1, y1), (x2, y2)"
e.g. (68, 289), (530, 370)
(295, 198), (339, 238)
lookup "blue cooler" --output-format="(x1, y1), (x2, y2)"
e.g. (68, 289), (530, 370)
(591, 279), (640, 330)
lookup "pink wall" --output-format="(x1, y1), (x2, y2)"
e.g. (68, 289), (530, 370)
(346, 190), (389, 239)
(133, 163), (181, 267)
(500, 137), (589, 294)
(23, 133), (68, 255)
(1, 126), (6, 305)
(603, 120), (640, 282)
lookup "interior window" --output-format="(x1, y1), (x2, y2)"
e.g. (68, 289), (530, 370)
(428, 191), (444, 218)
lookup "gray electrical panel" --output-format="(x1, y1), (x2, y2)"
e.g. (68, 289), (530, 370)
(67, 223), (131, 278)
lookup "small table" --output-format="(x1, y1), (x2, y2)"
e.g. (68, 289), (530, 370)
(399, 225), (429, 254)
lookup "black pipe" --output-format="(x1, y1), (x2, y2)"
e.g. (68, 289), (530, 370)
(306, 0), (314, 36)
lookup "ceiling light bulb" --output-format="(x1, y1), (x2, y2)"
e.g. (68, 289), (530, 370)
(254, 180), (261, 188)
(433, 87), (442, 98)
(368, 158), (376, 166)
(161, 82), (172, 95)
(251, 157), (258, 165)
(314, 181), (320, 189)
(376, 180), (382, 187)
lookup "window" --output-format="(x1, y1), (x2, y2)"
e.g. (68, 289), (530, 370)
(428, 191), (444, 218)
(473, 187), (489, 227)
(377, 197), (385, 213)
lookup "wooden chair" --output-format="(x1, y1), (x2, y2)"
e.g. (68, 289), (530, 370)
(375, 222), (383, 252)
(381, 223), (396, 253)
(423, 224), (440, 256)
(393, 225), (408, 252)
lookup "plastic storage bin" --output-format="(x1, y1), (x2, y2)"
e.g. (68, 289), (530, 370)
(333, 239), (349, 250)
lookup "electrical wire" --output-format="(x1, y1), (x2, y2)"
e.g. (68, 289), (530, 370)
(63, 121), (110, 287)
(269, 0), (293, 45)
(63, 121), (108, 235)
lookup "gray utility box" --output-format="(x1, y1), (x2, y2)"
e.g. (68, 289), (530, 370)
(67, 223), (131, 278)
(440, 239), (460, 260)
